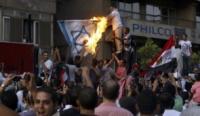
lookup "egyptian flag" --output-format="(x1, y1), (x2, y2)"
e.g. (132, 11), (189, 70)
(148, 36), (176, 72)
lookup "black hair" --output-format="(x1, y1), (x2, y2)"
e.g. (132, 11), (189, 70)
(67, 57), (74, 65)
(74, 55), (81, 67)
(35, 77), (44, 87)
(195, 73), (200, 81)
(124, 27), (130, 33)
(136, 89), (157, 115)
(159, 92), (175, 114)
(102, 79), (119, 100)
(65, 86), (81, 107)
(180, 91), (189, 104)
(92, 58), (98, 67)
(61, 55), (66, 62)
(162, 73), (169, 79)
(162, 82), (176, 98)
(75, 55), (81, 60)
(183, 33), (188, 38)
(42, 50), (48, 55)
(36, 87), (58, 104)
(78, 87), (97, 110)
(1, 90), (18, 110)
(119, 97), (137, 115)
(110, 1), (118, 8)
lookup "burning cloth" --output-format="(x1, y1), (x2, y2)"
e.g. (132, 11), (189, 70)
(57, 17), (108, 56)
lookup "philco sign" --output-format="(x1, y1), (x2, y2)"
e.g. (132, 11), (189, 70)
(127, 20), (189, 39)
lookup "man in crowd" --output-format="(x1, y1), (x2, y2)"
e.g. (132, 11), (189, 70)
(178, 33), (192, 77)
(34, 87), (59, 116)
(78, 87), (98, 116)
(39, 51), (53, 81)
(137, 89), (158, 116)
(107, 2), (123, 56)
(95, 79), (133, 116)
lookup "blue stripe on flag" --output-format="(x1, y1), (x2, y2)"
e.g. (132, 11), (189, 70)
(57, 20), (74, 46)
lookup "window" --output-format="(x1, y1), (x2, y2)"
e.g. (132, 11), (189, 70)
(196, 16), (200, 29)
(2, 16), (10, 41)
(23, 15), (33, 43)
(33, 21), (39, 45)
(118, 2), (140, 19)
(196, 1), (200, 29)
(146, 4), (161, 21)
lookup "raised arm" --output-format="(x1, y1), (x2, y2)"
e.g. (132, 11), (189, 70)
(105, 58), (114, 67)
(112, 53), (120, 66)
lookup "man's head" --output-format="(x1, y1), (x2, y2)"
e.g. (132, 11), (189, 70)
(119, 97), (137, 115)
(102, 79), (119, 101)
(136, 89), (157, 115)
(74, 55), (81, 67)
(78, 87), (97, 110)
(160, 73), (169, 84)
(42, 51), (49, 61)
(34, 87), (57, 116)
(1, 90), (18, 110)
(182, 33), (188, 40)
(110, 2), (117, 12)
(123, 27), (130, 35)
(159, 92), (174, 114)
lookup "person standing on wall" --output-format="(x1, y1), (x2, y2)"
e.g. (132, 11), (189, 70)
(107, 2), (123, 58)
(178, 33), (192, 77)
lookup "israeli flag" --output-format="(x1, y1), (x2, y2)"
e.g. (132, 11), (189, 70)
(57, 20), (97, 55)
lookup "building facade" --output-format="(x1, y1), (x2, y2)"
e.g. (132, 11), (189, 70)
(55, 0), (200, 46)
(114, 0), (200, 48)
(0, 0), (56, 49)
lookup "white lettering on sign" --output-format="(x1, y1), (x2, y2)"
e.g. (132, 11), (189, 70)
(132, 24), (173, 37)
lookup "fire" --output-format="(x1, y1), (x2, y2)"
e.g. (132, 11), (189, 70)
(85, 16), (107, 54)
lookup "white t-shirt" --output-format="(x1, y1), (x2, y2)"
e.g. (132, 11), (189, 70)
(179, 40), (192, 56)
(109, 9), (123, 31)
(39, 59), (53, 78)
(163, 109), (181, 116)
(66, 64), (78, 82)
(44, 59), (53, 70)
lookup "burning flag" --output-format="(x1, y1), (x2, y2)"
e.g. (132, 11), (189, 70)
(57, 17), (107, 55)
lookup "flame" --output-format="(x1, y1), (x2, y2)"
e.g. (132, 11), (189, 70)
(85, 16), (107, 54)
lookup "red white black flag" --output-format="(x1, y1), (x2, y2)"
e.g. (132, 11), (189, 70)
(149, 36), (175, 68)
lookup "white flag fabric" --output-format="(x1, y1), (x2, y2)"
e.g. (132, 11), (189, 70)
(57, 20), (97, 56)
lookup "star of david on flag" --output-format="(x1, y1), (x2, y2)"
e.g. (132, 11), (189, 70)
(57, 20), (97, 55)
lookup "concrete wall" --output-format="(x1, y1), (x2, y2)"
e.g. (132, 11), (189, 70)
(176, 2), (196, 28)
(0, 0), (56, 14)
(56, 0), (110, 20)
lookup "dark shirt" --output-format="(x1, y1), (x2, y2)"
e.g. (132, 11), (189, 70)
(60, 108), (80, 116)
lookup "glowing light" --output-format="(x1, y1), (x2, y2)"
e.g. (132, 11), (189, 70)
(85, 17), (107, 54)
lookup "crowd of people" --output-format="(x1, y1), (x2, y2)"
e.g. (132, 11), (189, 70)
(0, 38), (199, 116)
(0, 2), (199, 116)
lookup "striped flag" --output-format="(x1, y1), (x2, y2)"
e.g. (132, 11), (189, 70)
(149, 36), (176, 72)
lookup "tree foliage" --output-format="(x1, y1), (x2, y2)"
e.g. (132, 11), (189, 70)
(191, 52), (200, 68)
(137, 39), (161, 69)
